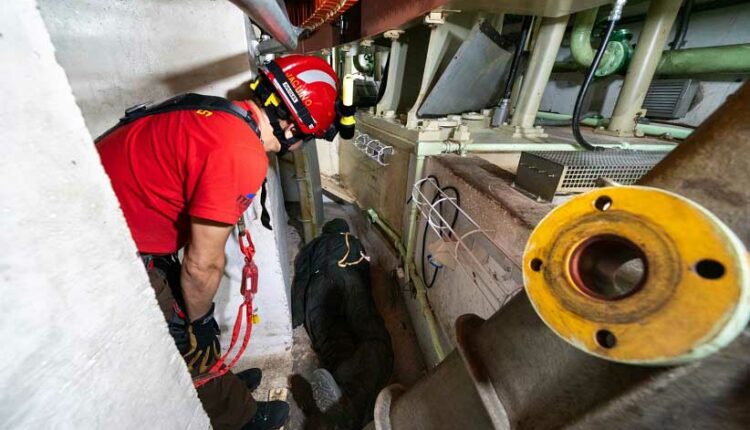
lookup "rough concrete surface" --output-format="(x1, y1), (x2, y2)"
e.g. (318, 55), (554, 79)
(38, 0), (255, 137)
(0, 1), (209, 427)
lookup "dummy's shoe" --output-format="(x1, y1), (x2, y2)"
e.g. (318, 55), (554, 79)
(310, 368), (342, 413)
(236, 368), (263, 392)
(242, 401), (289, 430)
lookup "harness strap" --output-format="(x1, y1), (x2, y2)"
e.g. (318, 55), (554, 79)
(95, 93), (260, 143)
(260, 179), (273, 230)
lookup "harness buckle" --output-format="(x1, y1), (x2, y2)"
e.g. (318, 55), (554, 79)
(124, 102), (149, 116)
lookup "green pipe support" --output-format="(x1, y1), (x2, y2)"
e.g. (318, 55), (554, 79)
(366, 209), (447, 362)
(570, 7), (631, 76)
(536, 111), (693, 140)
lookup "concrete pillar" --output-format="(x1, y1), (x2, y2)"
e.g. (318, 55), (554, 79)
(0, 1), (209, 427)
(607, 0), (683, 136)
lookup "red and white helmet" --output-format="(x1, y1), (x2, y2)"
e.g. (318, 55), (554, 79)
(258, 55), (338, 137)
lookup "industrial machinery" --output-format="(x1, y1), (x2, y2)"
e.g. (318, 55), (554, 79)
(236, 0), (750, 427)
(9, 0), (750, 428)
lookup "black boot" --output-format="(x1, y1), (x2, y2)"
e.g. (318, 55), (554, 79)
(241, 401), (289, 430)
(236, 368), (263, 392)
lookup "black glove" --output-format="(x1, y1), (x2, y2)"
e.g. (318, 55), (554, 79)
(168, 303), (221, 376)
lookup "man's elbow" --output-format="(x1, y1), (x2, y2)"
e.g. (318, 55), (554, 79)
(183, 252), (225, 282)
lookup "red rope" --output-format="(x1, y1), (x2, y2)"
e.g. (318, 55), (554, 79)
(193, 229), (258, 388)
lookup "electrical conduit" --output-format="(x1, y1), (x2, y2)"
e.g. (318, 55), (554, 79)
(367, 209), (447, 362)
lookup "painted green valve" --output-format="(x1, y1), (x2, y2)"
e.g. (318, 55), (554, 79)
(596, 29), (633, 76)
(570, 7), (633, 77)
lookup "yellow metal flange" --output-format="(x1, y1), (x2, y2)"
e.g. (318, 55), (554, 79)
(523, 186), (750, 365)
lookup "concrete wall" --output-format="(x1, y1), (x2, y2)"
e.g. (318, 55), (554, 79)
(541, 3), (750, 127)
(39, 0), (254, 137)
(216, 158), (293, 364)
(0, 1), (209, 427)
(316, 136), (342, 178)
(37, 0), (294, 378)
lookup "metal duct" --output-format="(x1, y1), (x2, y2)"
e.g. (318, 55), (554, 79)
(227, 0), (302, 51)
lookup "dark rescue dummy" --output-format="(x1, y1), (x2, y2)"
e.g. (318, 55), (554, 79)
(292, 219), (393, 427)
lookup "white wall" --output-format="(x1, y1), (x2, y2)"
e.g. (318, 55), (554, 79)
(0, 1), (209, 428)
(541, 3), (750, 127)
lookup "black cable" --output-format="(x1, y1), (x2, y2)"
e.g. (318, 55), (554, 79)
(670, 0), (694, 50)
(421, 186), (460, 289)
(572, 17), (620, 151)
(492, 15), (534, 126)
(502, 16), (534, 100)
(375, 52), (390, 105)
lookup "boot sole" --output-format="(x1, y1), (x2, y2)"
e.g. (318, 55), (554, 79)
(310, 368), (342, 413)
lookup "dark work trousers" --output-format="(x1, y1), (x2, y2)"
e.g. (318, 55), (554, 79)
(146, 255), (257, 430)
(304, 267), (394, 427)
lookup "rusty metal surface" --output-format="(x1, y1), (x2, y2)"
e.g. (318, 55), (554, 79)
(382, 289), (750, 429)
(296, 23), (336, 53)
(360, 0), (446, 40)
(433, 155), (554, 230)
(640, 81), (750, 247)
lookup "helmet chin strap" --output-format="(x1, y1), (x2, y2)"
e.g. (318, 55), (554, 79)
(266, 107), (301, 156)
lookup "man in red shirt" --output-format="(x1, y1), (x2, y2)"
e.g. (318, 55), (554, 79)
(97, 55), (339, 430)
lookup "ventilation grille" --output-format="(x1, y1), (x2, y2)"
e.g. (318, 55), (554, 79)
(514, 151), (669, 201)
(643, 79), (699, 119)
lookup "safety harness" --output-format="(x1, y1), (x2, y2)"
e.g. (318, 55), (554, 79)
(98, 93), (268, 387)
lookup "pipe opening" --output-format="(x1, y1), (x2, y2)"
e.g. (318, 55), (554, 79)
(570, 235), (647, 300)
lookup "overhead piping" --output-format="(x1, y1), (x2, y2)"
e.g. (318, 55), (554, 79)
(227, 0), (302, 52)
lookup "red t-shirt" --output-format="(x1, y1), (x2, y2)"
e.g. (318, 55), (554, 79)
(97, 101), (268, 254)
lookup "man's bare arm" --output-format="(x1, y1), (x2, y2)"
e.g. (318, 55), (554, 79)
(181, 217), (233, 321)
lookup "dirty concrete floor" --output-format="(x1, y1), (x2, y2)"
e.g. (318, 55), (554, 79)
(283, 198), (427, 429)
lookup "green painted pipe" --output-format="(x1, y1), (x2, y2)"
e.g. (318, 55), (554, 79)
(657, 44), (750, 75)
(536, 111), (693, 140)
(570, 8), (600, 67)
(571, 8), (629, 76)
(556, 43), (750, 75)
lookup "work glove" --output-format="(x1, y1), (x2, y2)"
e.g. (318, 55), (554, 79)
(168, 303), (221, 376)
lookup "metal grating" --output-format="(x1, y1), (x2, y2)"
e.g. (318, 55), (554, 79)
(514, 150), (669, 201)
(643, 79), (699, 119)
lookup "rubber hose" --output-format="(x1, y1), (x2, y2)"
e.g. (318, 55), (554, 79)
(572, 18), (619, 151)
